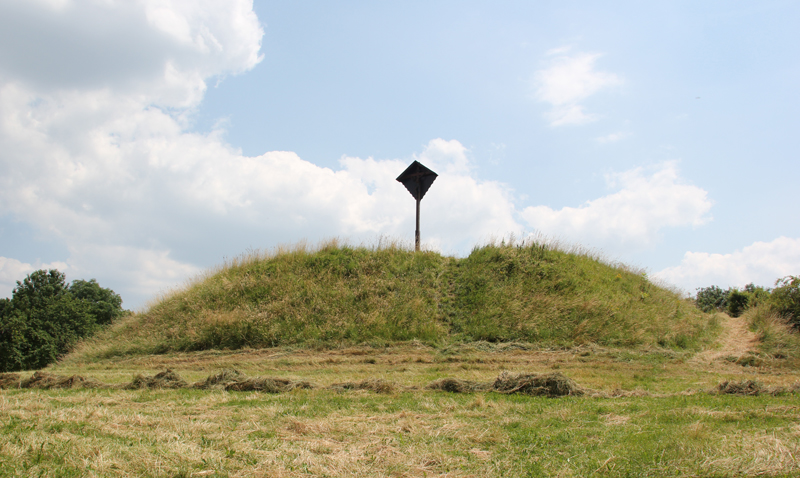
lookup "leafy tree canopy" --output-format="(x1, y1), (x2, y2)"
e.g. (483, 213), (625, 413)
(0, 269), (125, 372)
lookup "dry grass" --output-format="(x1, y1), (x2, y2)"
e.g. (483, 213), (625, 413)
(2, 378), (799, 477)
(3, 295), (800, 476)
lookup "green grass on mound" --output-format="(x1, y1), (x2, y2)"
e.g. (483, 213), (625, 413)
(70, 239), (717, 360)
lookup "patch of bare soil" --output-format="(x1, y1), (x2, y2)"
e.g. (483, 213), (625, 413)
(694, 313), (759, 364)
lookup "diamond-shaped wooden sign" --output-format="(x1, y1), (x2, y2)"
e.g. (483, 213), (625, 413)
(397, 160), (437, 251)
(396, 160), (438, 200)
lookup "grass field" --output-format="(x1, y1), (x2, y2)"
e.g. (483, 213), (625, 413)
(2, 313), (800, 477)
(2, 241), (799, 476)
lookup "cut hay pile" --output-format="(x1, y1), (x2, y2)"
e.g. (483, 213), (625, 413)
(189, 368), (313, 392)
(716, 380), (765, 396)
(19, 371), (106, 390)
(0, 373), (21, 389)
(426, 372), (584, 397)
(493, 372), (585, 397)
(329, 378), (397, 394)
(125, 369), (188, 389)
(425, 378), (492, 393)
(192, 368), (247, 390)
(225, 377), (313, 393)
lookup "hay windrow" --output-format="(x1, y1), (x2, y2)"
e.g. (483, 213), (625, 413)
(425, 372), (585, 396)
(712, 379), (800, 396)
(225, 377), (314, 393)
(426, 378), (492, 393)
(19, 371), (107, 390)
(125, 369), (188, 389)
(715, 380), (765, 396)
(492, 371), (585, 397)
(0, 373), (22, 389)
(14, 369), (794, 399)
(192, 368), (246, 390)
(328, 378), (397, 394)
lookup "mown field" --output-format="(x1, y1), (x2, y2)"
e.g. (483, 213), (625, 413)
(2, 324), (800, 477)
(2, 241), (799, 476)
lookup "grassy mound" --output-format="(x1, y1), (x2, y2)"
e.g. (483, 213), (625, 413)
(69, 239), (716, 360)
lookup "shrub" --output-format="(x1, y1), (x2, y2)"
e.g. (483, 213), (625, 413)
(0, 269), (124, 372)
(743, 283), (771, 309)
(726, 289), (749, 317)
(696, 283), (772, 317)
(769, 276), (800, 328)
(695, 285), (728, 313)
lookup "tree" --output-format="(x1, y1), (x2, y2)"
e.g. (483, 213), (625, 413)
(0, 269), (125, 372)
(11, 269), (69, 313)
(69, 279), (124, 325)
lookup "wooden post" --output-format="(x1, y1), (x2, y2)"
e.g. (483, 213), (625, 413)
(415, 193), (421, 252)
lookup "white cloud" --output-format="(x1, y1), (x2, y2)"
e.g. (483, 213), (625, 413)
(0, 3), (713, 309)
(0, 0), (262, 106)
(520, 162), (713, 253)
(533, 50), (622, 126)
(655, 237), (800, 293)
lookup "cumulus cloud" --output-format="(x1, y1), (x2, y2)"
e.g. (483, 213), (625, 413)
(0, 0), (262, 106)
(0, 0), (522, 308)
(0, 0), (265, 306)
(533, 49), (622, 126)
(0, 2), (714, 309)
(655, 237), (800, 293)
(520, 162), (713, 253)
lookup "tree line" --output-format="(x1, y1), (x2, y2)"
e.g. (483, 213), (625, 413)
(695, 275), (800, 326)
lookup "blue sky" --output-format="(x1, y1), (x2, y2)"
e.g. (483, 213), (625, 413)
(1, 0), (799, 309)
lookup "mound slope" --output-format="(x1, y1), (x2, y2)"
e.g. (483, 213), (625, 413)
(68, 240), (715, 361)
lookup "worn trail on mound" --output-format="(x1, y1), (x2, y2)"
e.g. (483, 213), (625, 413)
(693, 313), (759, 364)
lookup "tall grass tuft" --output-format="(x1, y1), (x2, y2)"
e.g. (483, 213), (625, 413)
(744, 305), (800, 359)
(68, 238), (717, 360)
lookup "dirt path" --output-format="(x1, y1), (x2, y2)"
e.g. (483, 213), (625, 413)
(694, 313), (759, 363)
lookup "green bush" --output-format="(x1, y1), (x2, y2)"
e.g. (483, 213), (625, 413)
(696, 283), (773, 318)
(0, 269), (124, 372)
(695, 285), (728, 313)
(726, 289), (749, 317)
(769, 276), (800, 328)
(743, 283), (771, 309)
